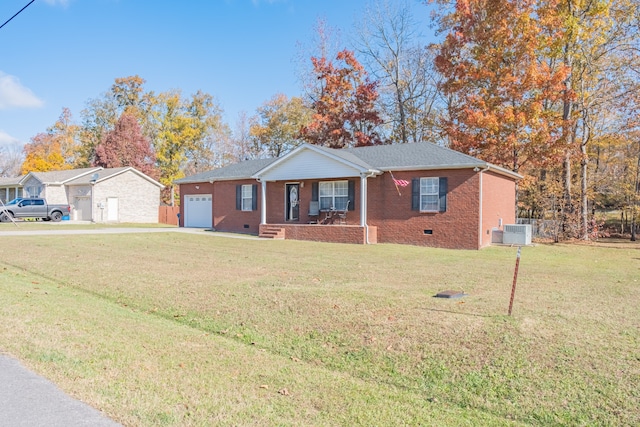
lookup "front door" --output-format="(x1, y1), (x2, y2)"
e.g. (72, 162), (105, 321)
(107, 197), (119, 222)
(285, 183), (299, 222)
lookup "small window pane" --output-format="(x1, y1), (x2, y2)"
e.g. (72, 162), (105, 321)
(319, 182), (332, 197)
(241, 184), (252, 211)
(421, 195), (439, 211)
(334, 181), (348, 196)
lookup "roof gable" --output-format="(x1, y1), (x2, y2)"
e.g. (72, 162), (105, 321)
(254, 144), (380, 180)
(20, 167), (102, 185)
(65, 167), (164, 188)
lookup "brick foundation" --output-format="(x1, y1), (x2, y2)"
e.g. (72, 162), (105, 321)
(260, 224), (377, 245)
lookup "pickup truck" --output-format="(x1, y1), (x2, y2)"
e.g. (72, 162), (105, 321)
(0, 198), (71, 222)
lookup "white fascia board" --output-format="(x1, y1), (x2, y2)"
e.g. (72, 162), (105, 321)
(379, 163), (522, 180)
(97, 167), (165, 188)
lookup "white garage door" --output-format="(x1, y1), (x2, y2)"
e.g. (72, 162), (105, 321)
(184, 194), (212, 228)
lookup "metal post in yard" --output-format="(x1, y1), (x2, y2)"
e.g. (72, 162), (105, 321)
(508, 246), (522, 316)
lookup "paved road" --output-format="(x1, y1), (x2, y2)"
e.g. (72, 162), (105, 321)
(0, 354), (122, 427)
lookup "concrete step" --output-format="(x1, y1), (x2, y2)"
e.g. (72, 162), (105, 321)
(259, 226), (285, 239)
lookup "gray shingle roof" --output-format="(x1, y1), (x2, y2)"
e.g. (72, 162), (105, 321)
(344, 143), (487, 170)
(175, 142), (520, 183)
(26, 167), (101, 184)
(174, 158), (278, 184)
(0, 176), (23, 186)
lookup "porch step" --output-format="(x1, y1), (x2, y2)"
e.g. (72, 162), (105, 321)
(259, 226), (285, 240)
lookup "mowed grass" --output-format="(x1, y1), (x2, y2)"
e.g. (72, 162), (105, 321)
(0, 230), (638, 426)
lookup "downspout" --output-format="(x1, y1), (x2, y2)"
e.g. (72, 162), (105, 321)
(207, 179), (215, 230)
(476, 166), (490, 248)
(90, 180), (95, 223)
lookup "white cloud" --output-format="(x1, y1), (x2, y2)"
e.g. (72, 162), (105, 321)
(0, 72), (44, 110)
(0, 130), (21, 145)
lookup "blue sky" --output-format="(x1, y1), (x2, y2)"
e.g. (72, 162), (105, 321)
(0, 0), (432, 148)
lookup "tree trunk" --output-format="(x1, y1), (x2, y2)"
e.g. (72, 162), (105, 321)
(580, 140), (589, 240)
(632, 146), (640, 241)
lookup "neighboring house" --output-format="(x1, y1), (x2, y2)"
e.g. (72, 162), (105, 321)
(0, 167), (163, 223)
(175, 143), (522, 249)
(0, 176), (23, 204)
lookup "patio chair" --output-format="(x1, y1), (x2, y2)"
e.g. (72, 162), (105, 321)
(336, 200), (349, 224)
(308, 201), (320, 224)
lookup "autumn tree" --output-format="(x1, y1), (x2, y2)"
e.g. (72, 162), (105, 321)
(356, 0), (444, 144)
(21, 133), (70, 174)
(250, 94), (312, 157)
(181, 90), (231, 175)
(79, 76), (154, 166)
(301, 49), (384, 148)
(93, 111), (158, 179)
(0, 143), (23, 177)
(435, 0), (568, 174)
(20, 108), (80, 173)
(231, 111), (262, 162)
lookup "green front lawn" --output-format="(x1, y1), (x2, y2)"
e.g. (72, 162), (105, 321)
(1, 233), (638, 426)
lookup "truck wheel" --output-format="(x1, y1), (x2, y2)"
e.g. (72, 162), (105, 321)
(50, 211), (62, 222)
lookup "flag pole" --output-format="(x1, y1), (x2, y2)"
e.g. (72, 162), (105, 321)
(389, 171), (402, 196)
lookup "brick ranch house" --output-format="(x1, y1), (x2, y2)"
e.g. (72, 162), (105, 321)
(175, 143), (522, 249)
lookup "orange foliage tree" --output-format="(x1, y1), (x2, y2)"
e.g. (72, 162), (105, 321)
(301, 50), (384, 148)
(434, 0), (568, 174)
(20, 108), (79, 174)
(21, 134), (70, 174)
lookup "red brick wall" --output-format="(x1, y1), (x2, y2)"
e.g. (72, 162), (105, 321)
(266, 224), (376, 244)
(178, 180), (262, 233)
(367, 170), (481, 250)
(214, 180), (261, 234)
(179, 170), (516, 250)
(480, 171), (516, 247)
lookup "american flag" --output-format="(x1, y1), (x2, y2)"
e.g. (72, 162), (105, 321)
(393, 178), (410, 187)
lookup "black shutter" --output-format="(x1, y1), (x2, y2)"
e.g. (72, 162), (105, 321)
(411, 178), (420, 211)
(236, 185), (241, 210)
(439, 177), (448, 212)
(348, 180), (355, 211)
(311, 182), (319, 202)
(252, 184), (258, 211)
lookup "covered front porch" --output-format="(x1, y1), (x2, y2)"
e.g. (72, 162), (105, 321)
(259, 223), (377, 245)
(253, 144), (383, 245)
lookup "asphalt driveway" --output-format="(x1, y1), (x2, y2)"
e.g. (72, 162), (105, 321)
(0, 354), (121, 427)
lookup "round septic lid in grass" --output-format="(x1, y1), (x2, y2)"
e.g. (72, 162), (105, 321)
(434, 290), (467, 298)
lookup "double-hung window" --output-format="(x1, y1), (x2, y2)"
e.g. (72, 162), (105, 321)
(412, 177), (447, 213)
(319, 180), (348, 210)
(420, 177), (439, 212)
(241, 184), (253, 211)
(236, 184), (257, 211)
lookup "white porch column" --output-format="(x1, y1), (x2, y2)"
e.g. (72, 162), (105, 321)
(260, 180), (267, 225)
(360, 174), (367, 227)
